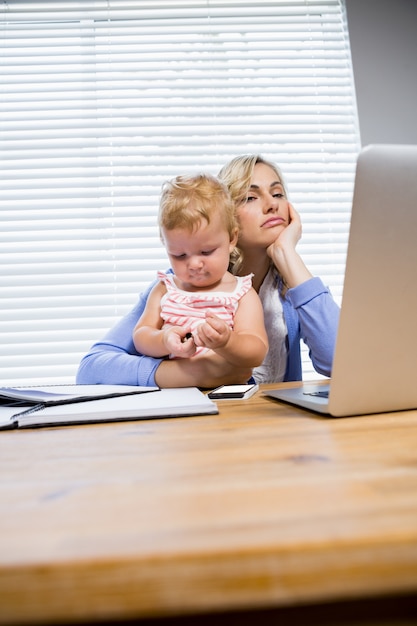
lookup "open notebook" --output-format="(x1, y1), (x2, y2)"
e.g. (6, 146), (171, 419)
(266, 144), (417, 417)
(0, 385), (218, 430)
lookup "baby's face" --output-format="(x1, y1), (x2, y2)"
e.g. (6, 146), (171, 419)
(162, 212), (236, 292)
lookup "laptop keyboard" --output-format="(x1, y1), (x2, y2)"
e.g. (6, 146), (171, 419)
(303, 390), (329, 398)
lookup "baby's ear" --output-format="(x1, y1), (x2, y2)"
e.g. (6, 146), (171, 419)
(230, 227), (239, 247)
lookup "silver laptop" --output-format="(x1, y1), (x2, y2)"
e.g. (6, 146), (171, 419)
(266, 144), (417, 416)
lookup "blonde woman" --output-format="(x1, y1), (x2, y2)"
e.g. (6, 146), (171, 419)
(77, 155), (339, 387)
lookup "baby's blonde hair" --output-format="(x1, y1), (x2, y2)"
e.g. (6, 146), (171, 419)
(159, 173), (237, 241)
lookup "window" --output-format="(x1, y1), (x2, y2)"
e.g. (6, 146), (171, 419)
(0, 0), (360, 384)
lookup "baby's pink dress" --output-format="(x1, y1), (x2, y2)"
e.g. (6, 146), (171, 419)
(157, 271), (253, 357)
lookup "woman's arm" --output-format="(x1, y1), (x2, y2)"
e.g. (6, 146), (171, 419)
(285, 277), (340, 377)
(154, 351), (252, 388)
(266, 202), (339, 377)
(76, 273), (252, 387)
(76, 280), (164, 386)
(267, 203), (313, 288)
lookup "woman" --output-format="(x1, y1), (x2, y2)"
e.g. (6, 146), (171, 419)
(76, 155), (339, 387)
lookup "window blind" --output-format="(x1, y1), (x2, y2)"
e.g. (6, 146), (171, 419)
(0, 0), (360, 385)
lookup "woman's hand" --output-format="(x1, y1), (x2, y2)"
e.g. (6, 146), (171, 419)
(267, 202), (313, 288)
(267, 202), (301, 258)
(154, 350), (252, 388)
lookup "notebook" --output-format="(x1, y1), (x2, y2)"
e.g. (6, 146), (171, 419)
(266, 144), (417, 417)
(0, 384), (158, 408)
(0, 386), (218, 430)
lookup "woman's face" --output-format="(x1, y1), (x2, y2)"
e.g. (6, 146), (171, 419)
(236, 162), (290, 252)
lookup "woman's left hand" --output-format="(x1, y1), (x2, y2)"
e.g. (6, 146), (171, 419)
(266, 202), (313, 288)
(267, 202), (301, 259)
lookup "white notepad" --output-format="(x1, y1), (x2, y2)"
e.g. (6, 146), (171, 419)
(0, 386), (218, 430)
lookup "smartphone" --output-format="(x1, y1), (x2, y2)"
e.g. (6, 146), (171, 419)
(208, 383), (259, 400)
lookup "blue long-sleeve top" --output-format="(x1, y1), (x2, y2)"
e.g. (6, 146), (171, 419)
(76, 273), (339, 386)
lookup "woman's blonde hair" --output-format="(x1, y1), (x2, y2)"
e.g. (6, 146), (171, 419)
(159, 173), (237, 241)
(218, 154), (287, 208)
(218, 154), (287, 275)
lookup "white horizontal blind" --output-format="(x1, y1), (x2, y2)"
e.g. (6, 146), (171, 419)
(0, 0), (360, 385)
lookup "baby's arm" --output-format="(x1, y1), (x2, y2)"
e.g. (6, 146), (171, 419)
(193, 288), (268, 367)
(133, 282), (196, 358)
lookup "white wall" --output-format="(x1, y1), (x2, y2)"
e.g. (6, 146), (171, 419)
(345, 0), (417, 146)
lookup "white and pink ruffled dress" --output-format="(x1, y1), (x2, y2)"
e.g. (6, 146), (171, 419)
(157, 271), (254, 357)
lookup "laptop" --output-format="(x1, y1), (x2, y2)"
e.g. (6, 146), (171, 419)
(266, 144), (417, 417)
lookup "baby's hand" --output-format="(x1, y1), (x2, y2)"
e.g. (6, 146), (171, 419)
(164, 327), (196, 358)
(193, 313), (231, 350)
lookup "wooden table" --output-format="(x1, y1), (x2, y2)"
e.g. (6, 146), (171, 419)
(1, 382), (417, 625)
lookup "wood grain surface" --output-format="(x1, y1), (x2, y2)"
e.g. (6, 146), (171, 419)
(1, 383), (417, 624)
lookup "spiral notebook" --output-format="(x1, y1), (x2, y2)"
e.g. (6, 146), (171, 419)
(0, 385), (218, 430)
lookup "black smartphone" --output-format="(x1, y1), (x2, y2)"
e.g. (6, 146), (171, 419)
(208, 384), (259, 400)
